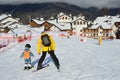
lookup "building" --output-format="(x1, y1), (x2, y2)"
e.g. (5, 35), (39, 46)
(0, 14), (19, 33)
(71, 14), (88, 35)
(0, 27), (10, 33)
(40, 21), (60, 31)
(83, 15), (120, 39)
(29, 19), (44, 27)
(29, 12), (88, 36)
(57, 12), (72, 23)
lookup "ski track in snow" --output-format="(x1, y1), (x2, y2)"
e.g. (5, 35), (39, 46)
(0, 36), (120, 80)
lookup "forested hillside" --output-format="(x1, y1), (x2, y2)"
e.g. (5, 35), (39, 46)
(0, 2), (120, 24)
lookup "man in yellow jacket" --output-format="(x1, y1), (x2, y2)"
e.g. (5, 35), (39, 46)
(37, 31), (60, 70)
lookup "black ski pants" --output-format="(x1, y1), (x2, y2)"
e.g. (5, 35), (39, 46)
(37, 50), (60, 68)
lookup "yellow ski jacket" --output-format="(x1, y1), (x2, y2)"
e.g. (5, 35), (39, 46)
(37, 32), (56, 54)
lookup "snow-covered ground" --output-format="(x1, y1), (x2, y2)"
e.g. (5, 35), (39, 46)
(0, 28), (120, 80)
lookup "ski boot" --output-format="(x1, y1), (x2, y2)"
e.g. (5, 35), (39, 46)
(24, 66), (28, 70)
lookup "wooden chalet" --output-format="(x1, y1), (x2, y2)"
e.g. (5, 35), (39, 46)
(0, 27), (10, 33)
(29, 19), (44, 27)
(29, 19), (40, 27)
(40, 21), (54, 31)
(40, 21), (61, 31)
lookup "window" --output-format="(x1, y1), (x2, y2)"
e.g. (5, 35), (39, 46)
(74, 22), (76, 25)
(106, 34), (108, 36)
(62, 17), (64, 20)
(80, 21), (82, 25)
(65, 17), (67, 20)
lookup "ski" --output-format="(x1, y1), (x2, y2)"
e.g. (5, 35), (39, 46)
(32, 64), (49, 72)
(24, 66), (34, 71)
(27, 66), (34, 70)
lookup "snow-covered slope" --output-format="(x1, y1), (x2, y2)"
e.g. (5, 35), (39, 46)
(0, 35), (120, 80)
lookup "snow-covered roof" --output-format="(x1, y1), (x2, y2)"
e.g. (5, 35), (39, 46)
(45, 20), (57, 24)
(46, 20), (71, 30)
(90, 22), (112, 29)
(1, 18), (18, 24)
(0, 14), (11, 21)
(72, 16), (87, 23)
(0, 14), (19, 28)
(55, 23), (71, 30)
(33, 19), (71, 30)
(57, 12), (72, 18)
(8, 25), (44, 36)
(3, 21), (16, 28)
(32, 19), (45, 24)
(90, 15), (120, 29)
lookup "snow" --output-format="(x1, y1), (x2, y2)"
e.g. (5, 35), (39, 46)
(0, 27), (120, 80)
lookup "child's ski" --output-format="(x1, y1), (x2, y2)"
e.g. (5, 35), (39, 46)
(27, 66), (34, 70)
(24, 66), (34, 70)
(32, 64), (49, 72)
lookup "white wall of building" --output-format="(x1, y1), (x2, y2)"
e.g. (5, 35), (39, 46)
(72, 19), (87, 35)
(57, 15), (72, 23)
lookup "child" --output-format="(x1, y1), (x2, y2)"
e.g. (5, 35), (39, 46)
(20, 44), (34, 70)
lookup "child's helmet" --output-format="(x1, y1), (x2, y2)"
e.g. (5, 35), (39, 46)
(25, 44), (31, 48)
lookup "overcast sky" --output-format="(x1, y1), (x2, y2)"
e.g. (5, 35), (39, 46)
(0, 0), (120, 8)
